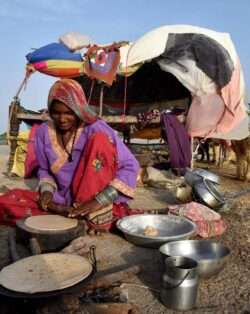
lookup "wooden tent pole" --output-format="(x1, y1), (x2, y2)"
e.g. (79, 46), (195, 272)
(190, 137), (194, 169)
(7, 99), (22, 174)
(14, 71), (31, 99)
(99, 85), (104, 117)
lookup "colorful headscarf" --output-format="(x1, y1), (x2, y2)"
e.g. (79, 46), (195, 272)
(48, 79), (97, 124)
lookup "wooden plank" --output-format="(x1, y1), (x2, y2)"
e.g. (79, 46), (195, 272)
(17, 113), (49, 121)
(16, 113), (161, 124)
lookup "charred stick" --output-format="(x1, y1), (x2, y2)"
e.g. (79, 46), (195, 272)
(80, 265), (142, 293)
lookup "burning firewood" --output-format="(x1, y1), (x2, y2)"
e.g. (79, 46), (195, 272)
(84, 303), (140, 314)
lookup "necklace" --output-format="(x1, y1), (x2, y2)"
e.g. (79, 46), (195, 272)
(61, 130), (77, 162)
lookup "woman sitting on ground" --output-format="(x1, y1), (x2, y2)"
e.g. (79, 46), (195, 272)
(35, 79), (139, 233)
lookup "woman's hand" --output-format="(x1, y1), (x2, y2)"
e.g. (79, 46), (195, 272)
(68, 199), (103, 218)
(39, 191), (53, 211)
(46, 202), (73, 216)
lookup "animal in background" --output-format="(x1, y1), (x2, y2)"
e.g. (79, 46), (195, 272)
(231, 137), (250, 181)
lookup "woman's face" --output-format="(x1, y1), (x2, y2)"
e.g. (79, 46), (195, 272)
(50, 101), (79, 132)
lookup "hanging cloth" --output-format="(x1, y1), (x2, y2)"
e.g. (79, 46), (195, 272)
(84, 44), (120, 85)
(161, 113), (191, 175)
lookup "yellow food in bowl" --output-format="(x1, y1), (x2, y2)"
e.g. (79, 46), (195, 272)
(144, 225), (158, 236)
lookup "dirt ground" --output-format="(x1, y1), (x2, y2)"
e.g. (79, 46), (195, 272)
(0, 146), (249, 314)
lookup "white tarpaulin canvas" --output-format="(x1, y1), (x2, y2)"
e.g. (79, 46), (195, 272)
(119, 25), (248, 140)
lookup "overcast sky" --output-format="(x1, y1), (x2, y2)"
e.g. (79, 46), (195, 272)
(0, 0), (249, 132)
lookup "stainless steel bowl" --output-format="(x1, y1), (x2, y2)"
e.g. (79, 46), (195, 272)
(116, 215), (196, 248)
(193, 169), (220, 184)
(185, 168), (220, 187)
(193, 179), (225, 209)
(159, 240), (230, 277)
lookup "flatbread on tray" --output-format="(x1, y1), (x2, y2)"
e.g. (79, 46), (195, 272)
(24, 215), (78, 232)
(0, 253), (92, 293)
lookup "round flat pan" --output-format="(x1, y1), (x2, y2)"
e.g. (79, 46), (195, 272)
(16, 218), (80, 235)
(0, 268), (95, 299)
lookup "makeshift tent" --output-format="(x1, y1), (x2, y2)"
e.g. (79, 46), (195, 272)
(14, 25), (250, 140)
(78, 25), (248, 140)
(117, 25), (248, 140)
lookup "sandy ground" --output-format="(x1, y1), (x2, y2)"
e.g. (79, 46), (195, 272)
(0, 146), (249, 313)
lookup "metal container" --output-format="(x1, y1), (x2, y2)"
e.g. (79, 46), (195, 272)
(159, 240), (230, 278)
(185, 168), (220, 187)
(161, 256), (199, 311)
(193, 179), (225, 209)
(116, 214), (196, 248)
(193, 168), (220, 184)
